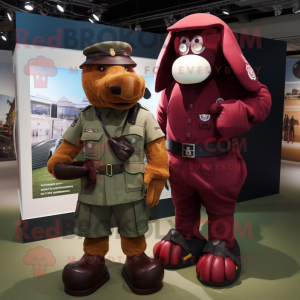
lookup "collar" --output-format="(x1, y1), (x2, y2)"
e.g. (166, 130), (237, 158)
(95, 107), (126, 117)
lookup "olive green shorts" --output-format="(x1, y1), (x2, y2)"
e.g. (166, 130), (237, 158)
(74, 198), (151, 238)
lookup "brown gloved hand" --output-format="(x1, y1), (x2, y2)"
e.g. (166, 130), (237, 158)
(82, 159), (102, 190)
(54, 162), (88, 180)
(144, 137), (170, 208)
(146, 179), (165, 208)
(54, 159), (103, 190)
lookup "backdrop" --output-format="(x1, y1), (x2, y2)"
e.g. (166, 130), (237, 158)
(237, 35), (286, 201)
(13, 12), (286, 242)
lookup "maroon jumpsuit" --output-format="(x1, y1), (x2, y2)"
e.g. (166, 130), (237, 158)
(157, 72), (271, 249)
(153, 13), (272, 285)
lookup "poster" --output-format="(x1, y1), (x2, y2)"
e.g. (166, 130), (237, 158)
(30, 65), (160, 199)
(0, 50), (15, 162)
(282, 58), (300, 162)
(0, 94), (16, 161)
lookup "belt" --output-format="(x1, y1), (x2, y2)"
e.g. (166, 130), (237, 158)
(95, 164), (125, 177)
(166, 138), (232, 158)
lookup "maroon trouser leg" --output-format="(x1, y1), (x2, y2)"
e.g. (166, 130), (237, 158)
(169, 150), (247, 250)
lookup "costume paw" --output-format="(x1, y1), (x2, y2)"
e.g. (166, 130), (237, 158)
(209, 100), (251, 138)
(209, 102), (223, 114)
(153, 229), (207, 269)
(196, 239), (241, 287)
(146, 179), (165, 207)
(153, 240), (183, 265)
(196, 253), (237, 283)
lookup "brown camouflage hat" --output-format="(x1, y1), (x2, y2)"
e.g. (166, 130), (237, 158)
(80, 41), (137, 68)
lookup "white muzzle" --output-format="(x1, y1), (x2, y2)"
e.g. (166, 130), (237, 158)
(172, 55), (211, 84)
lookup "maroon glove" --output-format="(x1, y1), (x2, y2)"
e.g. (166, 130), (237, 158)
(209, 100), (252, 138)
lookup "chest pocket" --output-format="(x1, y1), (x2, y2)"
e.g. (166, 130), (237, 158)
(81, 131), (104, 159)
(117, 125), (144, 162)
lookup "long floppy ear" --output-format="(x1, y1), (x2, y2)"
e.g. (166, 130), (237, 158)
(220, 26), (260, 92)
(154, 32), (177, 92)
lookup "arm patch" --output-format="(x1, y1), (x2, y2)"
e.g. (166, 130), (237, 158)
(71, 114), (80, 127)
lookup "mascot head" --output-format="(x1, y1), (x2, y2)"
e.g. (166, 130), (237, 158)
(155, 13), (259, 92)
(80, 41), (150, 110)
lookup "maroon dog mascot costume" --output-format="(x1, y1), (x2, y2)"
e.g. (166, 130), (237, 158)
(153, 13), (271, 287)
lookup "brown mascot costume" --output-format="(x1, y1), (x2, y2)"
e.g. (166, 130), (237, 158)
(47, 41), (169, 296)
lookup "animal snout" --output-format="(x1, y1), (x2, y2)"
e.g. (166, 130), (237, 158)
(110, 86), (121, 95)
(108, 74), (145, 100)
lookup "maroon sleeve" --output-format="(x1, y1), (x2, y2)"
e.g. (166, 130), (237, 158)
(210, 82), (272, 138)
(156, 89), (169, 135)
(239, 83), (272, 124)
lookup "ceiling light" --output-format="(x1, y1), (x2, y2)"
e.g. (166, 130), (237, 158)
(7, 11), (13, 21)
(57, 3), (66, 13)
(89, 18), (94, 23)
(169, 15), (177, 25)
(25, 1), (34, 11)
(39, 8), (49, 16)
(222, 8), (230, 15)
(1, 32), (7, 41)
(92, 11), (102, 21)
(135, 23), (142, 31)
(273, 3), (282, 16)
(164, 15), (177, 27)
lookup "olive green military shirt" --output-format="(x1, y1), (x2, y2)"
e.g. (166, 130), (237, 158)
(63, 105), (165, 206)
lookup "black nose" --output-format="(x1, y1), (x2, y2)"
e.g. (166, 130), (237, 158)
(143, 87), (151, 99)
(110, 86), (121, 95)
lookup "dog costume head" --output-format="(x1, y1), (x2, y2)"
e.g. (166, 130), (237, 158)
(155, 13), (260, 92)
(80, 41), (150, 110)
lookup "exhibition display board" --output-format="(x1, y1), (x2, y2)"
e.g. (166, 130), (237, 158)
(13, 12), (170, 227)
(14, 45), (171, 221)
(282, 57), (300, 162)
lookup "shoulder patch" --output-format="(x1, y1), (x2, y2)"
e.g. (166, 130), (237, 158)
(140, 105), (150, 111)
(81, 105), (92, 112)
(71, 114), (80, 127)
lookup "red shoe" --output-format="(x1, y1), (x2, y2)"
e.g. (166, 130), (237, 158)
(196, 239), (241, 287)
(153, 229), (207, 269)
